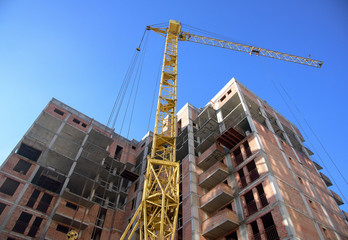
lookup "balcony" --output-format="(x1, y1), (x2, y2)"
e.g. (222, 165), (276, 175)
(320, 172), (333, 187)
(52, 212), (88, 230)
(88, 128), (113, 149)
(198, 162), (229, 190)
(312, 160), (323, 170)
(200, 183), (234, 213)
(197, 143), (225, 170)
(202, 208), (239, 239)
(343, 211), (348, 221)
(330, 190), (344, 206)
(217, 126), (244, 150)
(193, 106), (218, 141)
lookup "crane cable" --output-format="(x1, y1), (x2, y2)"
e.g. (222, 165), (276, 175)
(146, 30), (166, 133)
(107, 29), (148, 129)
(258, 59), (348, 204)
(125, 31), (149, 138)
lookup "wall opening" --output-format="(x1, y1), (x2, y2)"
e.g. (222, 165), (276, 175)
(238, 169), (247, 189)
(256, 184), (268, 208)
(13, 159), (32, 175)
(0, 202), (6, 215)
(233, 147), (243, 165)
(96, 207), (107, 228)
(54, 108), (65, 116)
(114, 145), (123, 159)
(0, 178), (20, 196)
(27, 216), (43, 237)
(245, 190), (257, 216)
(225, 231), (238, 240)
(246, 160), (259, 182)
(27, 189), (40, 208)
(17, 143), (42, 162)
(250, 220), (260, 238)
(66, 201), (79, 210)
(12, 212), (32, 234)
(56, 224), (70, 234)
(32, 167), (65, 193)
(243, 141), (252, 157)
(261, 212), (279, 240)
(36, 193), (53, 213)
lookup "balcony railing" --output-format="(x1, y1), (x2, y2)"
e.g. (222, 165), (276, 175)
(237, 168), (260, 189)
(251, 225), (279, 240)
(246, 200), (258, 216)
(259, 193), (269, 208)
(249, 168), (260, 182)
(234, 153), (243, 166)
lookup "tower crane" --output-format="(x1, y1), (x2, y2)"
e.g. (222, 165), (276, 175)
(121, 20), (323, 240)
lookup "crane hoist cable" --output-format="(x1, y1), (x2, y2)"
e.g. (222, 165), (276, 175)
(107, 29), (148, 129)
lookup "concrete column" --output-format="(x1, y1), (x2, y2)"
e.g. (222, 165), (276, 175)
(187, 106), (201, 240)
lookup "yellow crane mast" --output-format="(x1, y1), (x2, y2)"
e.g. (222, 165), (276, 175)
(121, 20), (322, 240)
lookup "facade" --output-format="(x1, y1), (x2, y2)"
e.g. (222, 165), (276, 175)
(0, 78), (347, 240)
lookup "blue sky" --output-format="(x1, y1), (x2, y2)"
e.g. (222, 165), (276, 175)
(0, 1), (347, 212)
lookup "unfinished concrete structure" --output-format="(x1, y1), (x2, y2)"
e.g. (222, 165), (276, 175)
(0, 78), (347, 240)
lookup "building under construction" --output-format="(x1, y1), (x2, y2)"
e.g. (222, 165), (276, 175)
(0, 77), (347, 240)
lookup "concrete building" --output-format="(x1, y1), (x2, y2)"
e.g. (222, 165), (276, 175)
(0, 78), (347, 240)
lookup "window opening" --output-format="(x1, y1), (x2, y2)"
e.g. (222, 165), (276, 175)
(245, 190), (257, 216)
(96, 207), (106, 228)
(81, 123), (87, 128)
(250, 220), (260, 239)
(13, 159), (32, 175)
(36, 193), (53, 213)
(17, 143), (42, 162)
(225, 231), (237, 240)
(227, 89), (232, 95)
(247, 160), (260, 182)
(131, 199), (136, 210)
(73, 118), (81, 124)
(243, 141), (252, 157)
(322, 228), (330, 239)
(0, 178), (20, 196)
(256, 184), (268, 208)
(131, 146), (136, 150)
(114, 145), (123, 159)
(0, 202), (6, 215)
(220, 95), (226, 102)
(233, 147), (243, 165)
(134, 181), (139, 191)
(91, 227), (102, 240)
(297, 176), (303, 184)
(56, 224), (70, 234)
(261, 212), (279, 240)
(27, 217), (43, 237)
(238, 169), (247, 189)
(27, 189), (40, 208)
(66, 202), (79, 210)
(12, 212), (32, 233)
(177, 119), (182, 134)
(54, 108), (64, 116)
(308, 199), (316, 210)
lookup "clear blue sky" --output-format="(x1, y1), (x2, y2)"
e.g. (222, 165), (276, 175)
(0, 1), (347, 212)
